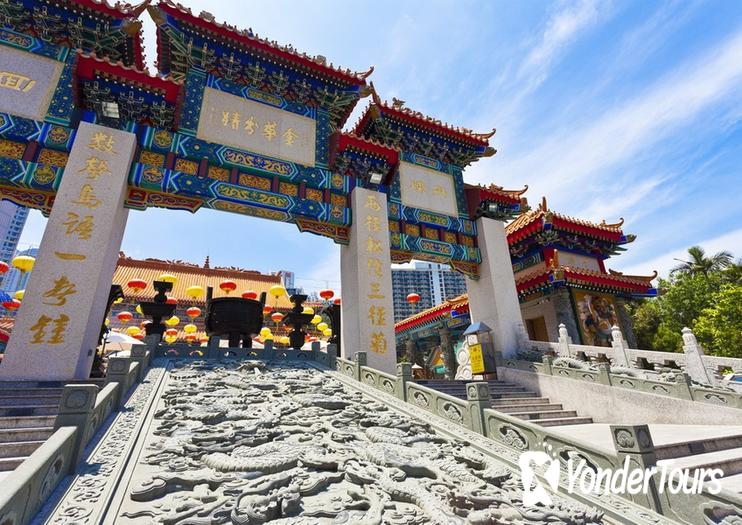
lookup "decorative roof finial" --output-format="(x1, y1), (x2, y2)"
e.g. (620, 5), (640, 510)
(391, 97), (405, 109)
(203, 255), (210, 269)
(539, 196), (548, 211)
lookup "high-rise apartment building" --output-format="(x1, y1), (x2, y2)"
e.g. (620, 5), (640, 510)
(391, 262), (467, 322)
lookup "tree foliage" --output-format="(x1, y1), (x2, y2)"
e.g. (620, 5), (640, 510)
(630, 254), (741, 357)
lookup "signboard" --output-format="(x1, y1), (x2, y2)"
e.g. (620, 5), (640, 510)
(0, 46), (63, 121)
(469, 343), (485, 374)
(399, 161), (458, 217)
(197, 87), (316, 166)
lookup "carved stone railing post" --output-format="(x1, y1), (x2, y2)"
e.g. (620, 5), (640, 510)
(353, 351), (367, 381)
(311, 341), (320, 353)
(610, 425), (661, 512)
(674, 372), (695, 400)
(54, 384), (98, 472)
(596, 362), (612, 385)
(610, 325), (631, 368)
(541, 354), (554, 375)
(130, 345), (148, 382)
(557, 323), (571, 357)
(105, 356), (131, 409)
(263, 339), (274, 360)
(207, 336), (221, 360)
(681, 327), (714, 385)
(466, 382), (491, 436)
(396, 362), (412, 401)
(326, 343), (337, 370)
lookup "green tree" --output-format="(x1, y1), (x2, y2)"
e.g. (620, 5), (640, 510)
(693, 284), (742, 358)
(671, 246), (733, 277)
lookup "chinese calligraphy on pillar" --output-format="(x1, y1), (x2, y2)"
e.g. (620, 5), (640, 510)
(340, 187), (397, 374)
(0, 122), (136, 381)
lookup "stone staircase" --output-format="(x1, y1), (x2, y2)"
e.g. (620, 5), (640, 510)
(416, 379), (593, 427)
(0, 380), (102, 474)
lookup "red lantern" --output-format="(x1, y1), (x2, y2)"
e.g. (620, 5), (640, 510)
(199, 335), (209, 344)
(127, 279), (147, 293)
(0, 261), (8, 274)
(2, 298), (20, 310)
(132, 333), (145, 341)
(407, 293), (421, 304)
(185, 334), (196, 342)
(319, 289), (334, 300)
(220, 280), (237, 294)
(242, 290), (258, 300)
(263, 305), (273, 315)
(271, 312), (284, 323)
(117, 311), (133, 323)
(165, 328), (178, 337)
(186, 306), (201, 319)
(333, 298), (341, 306)
(166, 297), (177, 305)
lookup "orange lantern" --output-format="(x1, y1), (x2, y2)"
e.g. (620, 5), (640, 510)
(186, 306), (201, 319)
(117, 311), (133, 323)
(165, 328), (178, 337)
(319, 289), (334, 300)
(406, 292), (421, 304)
(333, 298), (341, 306)
(166, 297), (177, 305)
(0, 261), (8, 274)
(127, 279), (147, 293)
(242, 290), (258, 300)
(263, 305), (273, 315)
(132, 333), (145, 341)
(3, 298), (20, 311)
(185, 333), (196, 342)
(220, 280), (237, 294)
(271, 312), (284, 323)
(199, 335), (209, 344)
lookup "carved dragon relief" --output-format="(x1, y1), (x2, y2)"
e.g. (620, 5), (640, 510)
(114, 360), (608, 524)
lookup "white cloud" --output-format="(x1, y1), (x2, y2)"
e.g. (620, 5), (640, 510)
(615, 227), (742, 278)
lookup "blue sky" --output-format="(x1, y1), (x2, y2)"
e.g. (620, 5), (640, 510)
(18, 0), (742, 292)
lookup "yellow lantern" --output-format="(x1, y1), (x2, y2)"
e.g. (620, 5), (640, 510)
(302, 306), (314, 315)
(135, 304), (143, 315)
(311, 315), (322, 325)
(104, 318), (110, 327)
(184, 323), (197, 334)
(186, 285), (204, 299)
(269, 285), (286, 299)
(260, 327), (272, 338)
(264, 334), (273, 341)
(282, 336), (291, 345)
(12, 255), (35, 273)
(323, 328), (332, 337)
(164, 335), (176, 344)
(126, 326), (140, 336)
(165, 316), (180, 327)
(316, 322), (328, 332)
(114, 297), (124, 304)
(14, 289), (24, 300)
(158, 273), (177, 284)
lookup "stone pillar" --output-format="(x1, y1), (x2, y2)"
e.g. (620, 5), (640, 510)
(614, 297), (637, 348)
(439, 324), (456, 380)
(54, 384), (98, 471)
(326, 343), (337, 370)
(610, 325), (631, 368)
(465, 217), (525, 359)
(0, 122), (135, 381)
(340, 187), (397, 374)
(395, 362), (412, 401)
(610, 425), (661, 512)
(104, 356), (131, 409)
(466, 382), (491, 435)
(405, 337), (417, 366)
(681, 327), (713, 385)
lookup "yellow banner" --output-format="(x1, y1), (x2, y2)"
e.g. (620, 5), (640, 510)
(469, 343), (485, 374)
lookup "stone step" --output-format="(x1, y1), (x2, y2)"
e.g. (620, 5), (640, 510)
(0, 456), (25, 472)
(719, 472), (742, 493)
(509, 410), (579, 421)
(0, 380), (104, 389)
(0, 415), (56, 429)
(491, 392), (540, 399)
(0, 427), (54, 443)
(655, 434), (742, 461)
(660, 447), (742, 478)
(0, 405), (59, 417)
(493, 403), (564, 413)
(0, 388), (63, 397)
(425, 386), (528, 394)
(0, 395), (61, 407)
(0, 440), (45, 459)
(537, 416), (594, 427)
(491, 397), (553, 406)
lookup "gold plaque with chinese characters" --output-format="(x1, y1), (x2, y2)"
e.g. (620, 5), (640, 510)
(398, 161), (458, 217)
(197, 87), (317, 166)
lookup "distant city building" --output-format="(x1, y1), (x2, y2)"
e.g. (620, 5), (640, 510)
(0, 201), (29, 288)
(391, 262), (467, 322)
(2, 247), (37, 293)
